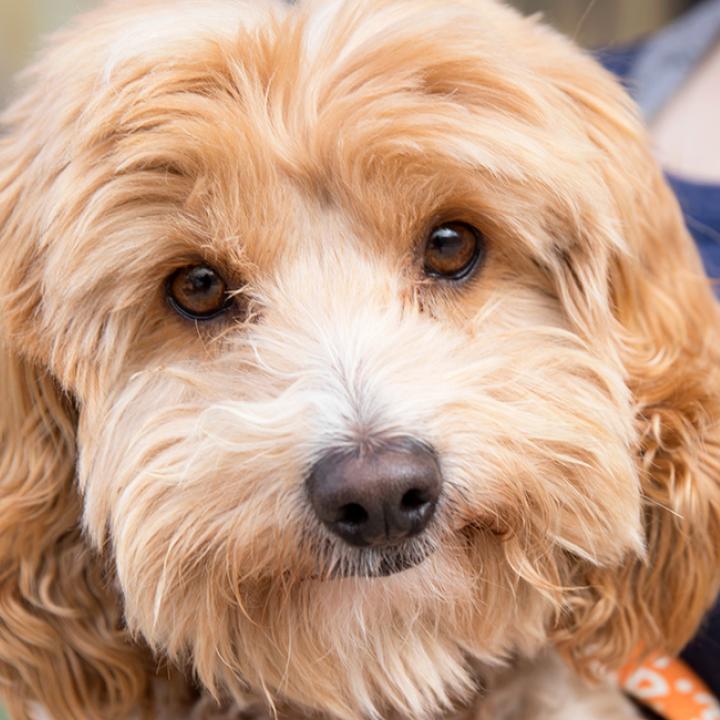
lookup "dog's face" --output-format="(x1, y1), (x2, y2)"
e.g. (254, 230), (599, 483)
(1, 1), (719, 719)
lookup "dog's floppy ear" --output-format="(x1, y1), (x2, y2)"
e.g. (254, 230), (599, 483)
(0, 82), (149, 720)
(546, 49), (720, 669)
(0, 347), (149, 720)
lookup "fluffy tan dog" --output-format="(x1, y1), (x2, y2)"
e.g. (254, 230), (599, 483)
(1, 1), (719, 718)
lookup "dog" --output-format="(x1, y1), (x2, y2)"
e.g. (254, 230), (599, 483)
(1, 0), (719, 718)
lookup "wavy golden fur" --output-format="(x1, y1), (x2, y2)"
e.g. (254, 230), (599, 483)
(1, 0), (719, 718)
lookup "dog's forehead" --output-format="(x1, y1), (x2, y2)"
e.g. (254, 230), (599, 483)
(83, 0), (608, 266)
(98, 3), (587, 175)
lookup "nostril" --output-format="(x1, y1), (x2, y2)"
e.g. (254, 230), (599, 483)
(337, 502), (369, 526)
(401, 488), (429, 511)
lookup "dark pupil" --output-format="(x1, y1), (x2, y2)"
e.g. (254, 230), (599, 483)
(186, 267), (218, 295)
(431, 227), (463, 255)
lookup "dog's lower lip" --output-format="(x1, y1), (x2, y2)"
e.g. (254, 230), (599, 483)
(363, 550), (429, 577)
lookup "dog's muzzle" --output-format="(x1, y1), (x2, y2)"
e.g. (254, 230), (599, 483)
(307, 441), (442, 549)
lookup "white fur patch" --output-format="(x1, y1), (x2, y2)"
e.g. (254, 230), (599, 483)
(102, 0), (278, 82)
(302, 0), (346, 58)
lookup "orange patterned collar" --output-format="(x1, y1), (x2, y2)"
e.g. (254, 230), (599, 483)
(619, 653), (720, 720)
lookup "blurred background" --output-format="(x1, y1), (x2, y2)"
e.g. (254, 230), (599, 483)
(0, 0), (701, 102)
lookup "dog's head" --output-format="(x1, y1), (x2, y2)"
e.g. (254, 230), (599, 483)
(1, 1), (719, 718)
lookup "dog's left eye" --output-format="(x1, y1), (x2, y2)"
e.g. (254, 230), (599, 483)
(166, 265), (232, 320)
(423, 222), (485, 280)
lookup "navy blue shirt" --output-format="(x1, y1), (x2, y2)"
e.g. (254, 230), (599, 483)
(672, 172), (720, 698)
(669, 175), (720, 285)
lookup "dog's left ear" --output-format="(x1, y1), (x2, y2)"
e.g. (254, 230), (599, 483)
(543, 46), (720, 669)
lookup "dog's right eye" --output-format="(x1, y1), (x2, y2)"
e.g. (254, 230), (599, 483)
(166, 265), (232, 320)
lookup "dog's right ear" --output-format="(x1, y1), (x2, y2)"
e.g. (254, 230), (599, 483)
(0, 333), (155, 718)
(0, 346), (149, 720)
(0, 79), (148, 720)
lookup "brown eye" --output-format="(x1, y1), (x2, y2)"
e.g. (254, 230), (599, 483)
(423, 222), (484, 280)
(167, 265), (231, 320)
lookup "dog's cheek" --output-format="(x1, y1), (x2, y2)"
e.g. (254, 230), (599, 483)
(75, 368), (352, 672)
(430, 324), (643, 567)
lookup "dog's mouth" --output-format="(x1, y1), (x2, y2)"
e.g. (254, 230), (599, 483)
(354, 548), (430, 578)
(315, 542), (435, 580)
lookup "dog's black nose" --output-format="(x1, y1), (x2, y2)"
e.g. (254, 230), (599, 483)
(307, 442), (442, 548)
